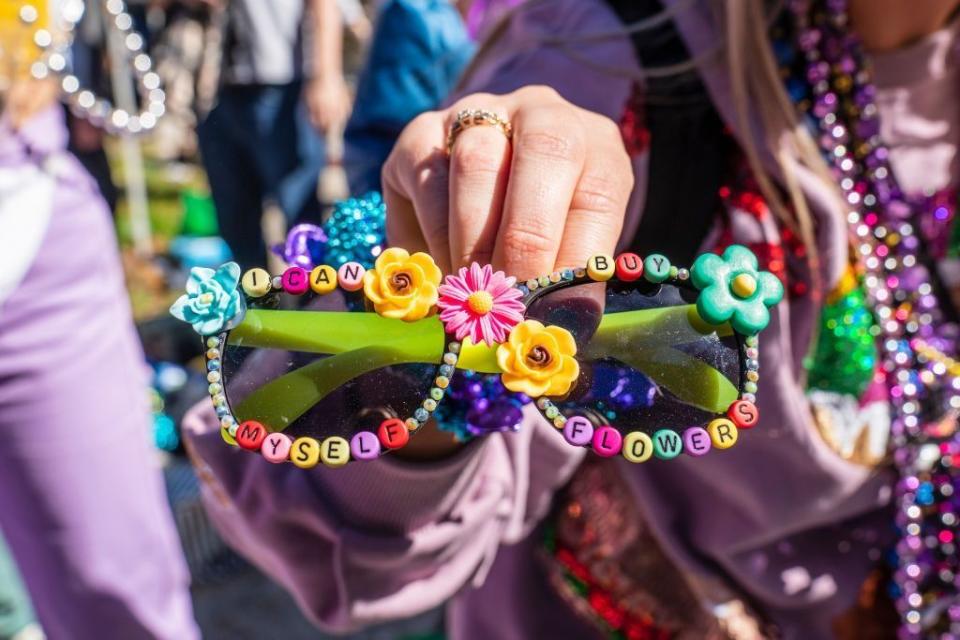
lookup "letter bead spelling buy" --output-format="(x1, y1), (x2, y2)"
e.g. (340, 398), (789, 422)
(615, 252), (643, 281)
(586, 254), (615, 281)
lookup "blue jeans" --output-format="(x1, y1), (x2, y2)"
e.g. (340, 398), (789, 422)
(198, 82), (325, 268)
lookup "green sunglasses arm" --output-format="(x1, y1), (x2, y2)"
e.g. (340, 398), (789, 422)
(583, 305), (739, 413)
(230, 310), (499, 426)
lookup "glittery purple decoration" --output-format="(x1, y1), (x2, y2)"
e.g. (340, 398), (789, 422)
(273, 223), (327, 270)
(465, 401), (524, 437)
(434, 371), (530, 440)
(587, 364), (659, 412)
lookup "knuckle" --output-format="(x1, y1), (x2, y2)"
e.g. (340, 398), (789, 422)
(572, 171), (629, 215)
(457, 247), (493, 267)
(387, 113), (442, 167)
(592, 112), (619, 135)
(403, 111), (442, 142)
(608, 151), (634, 193)
(450, 136), (506, 178)
(424, 217), (450, 244)
(516, 84), (562, 104)
(514, 126), (584, 164)
(499, 224), (556, 261)
(583, 111), (627, 146)
(418, 149), (450, 182)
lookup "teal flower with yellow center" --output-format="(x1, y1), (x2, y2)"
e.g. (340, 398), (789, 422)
(690, 245), (783, 335)
(170, 262), (246, 335)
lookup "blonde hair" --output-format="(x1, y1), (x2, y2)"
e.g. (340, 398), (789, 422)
(722, 0), (838, 299)
(0, 2), (60, 125)
(460, 0), (842, 297)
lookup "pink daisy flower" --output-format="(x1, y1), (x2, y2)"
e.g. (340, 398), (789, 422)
(437, 263), (526, 346)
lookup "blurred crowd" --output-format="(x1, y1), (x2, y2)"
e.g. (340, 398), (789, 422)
(0, 1), (486, 638)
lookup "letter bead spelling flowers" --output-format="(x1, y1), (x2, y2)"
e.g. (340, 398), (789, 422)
(690, 244), (784, 335)
(362, 248), (442, 321)
(170, 262), (246, 335)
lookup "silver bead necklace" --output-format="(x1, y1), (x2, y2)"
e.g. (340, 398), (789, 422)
(19, 0), (165, 136)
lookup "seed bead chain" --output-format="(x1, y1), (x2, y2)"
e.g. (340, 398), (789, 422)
(220, 253), (765, 468)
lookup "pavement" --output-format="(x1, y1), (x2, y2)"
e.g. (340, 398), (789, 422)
(165, 458), (445, 639)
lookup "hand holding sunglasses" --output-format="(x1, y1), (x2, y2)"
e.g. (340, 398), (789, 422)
(171, 243), (783, 469)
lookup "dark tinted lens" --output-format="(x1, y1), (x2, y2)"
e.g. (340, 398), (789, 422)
(525, 279), (743, 434)
(221, 291), (441, 441)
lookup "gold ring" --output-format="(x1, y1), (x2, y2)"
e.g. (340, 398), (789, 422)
(445, 109), (512, 154)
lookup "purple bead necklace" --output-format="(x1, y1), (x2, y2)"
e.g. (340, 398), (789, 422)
(787, 0), (960, 636)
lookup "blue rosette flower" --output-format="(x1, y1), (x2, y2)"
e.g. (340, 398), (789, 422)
(690, 245), (784, 336)
(170, 262), (246, 336)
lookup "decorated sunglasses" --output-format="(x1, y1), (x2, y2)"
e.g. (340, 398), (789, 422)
(171, 244), (783, 469)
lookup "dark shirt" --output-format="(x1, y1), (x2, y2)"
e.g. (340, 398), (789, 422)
(605, 0), (730, 264)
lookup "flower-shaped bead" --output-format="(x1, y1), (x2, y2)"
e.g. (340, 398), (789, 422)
(497, 320), (580, 397)
(170, 262), (246, 335)
(437, 263), (525, 346)
(363, 247), (442, 321)
(690, 245), (784, 335)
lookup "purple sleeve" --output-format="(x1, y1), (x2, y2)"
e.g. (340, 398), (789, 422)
(0, 107), (198, 639)
(183, 404), (582, 630)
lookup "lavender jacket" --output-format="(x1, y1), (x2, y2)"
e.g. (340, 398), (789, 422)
(183, 1), (892, 637)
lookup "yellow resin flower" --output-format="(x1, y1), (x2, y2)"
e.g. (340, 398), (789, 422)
(363, 248), (442, 321)
(497, 320), (580, 397)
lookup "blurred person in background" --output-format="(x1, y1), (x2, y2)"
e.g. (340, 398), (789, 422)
(197, 0), (350, 268)
(0, 4), (198, 638)
(343, 0), (474, 194)
(337, 0), (372, 47)
(65, 0), (118, 211)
